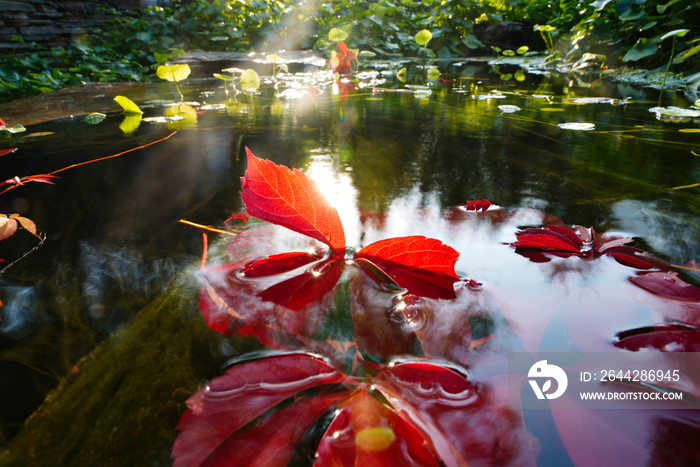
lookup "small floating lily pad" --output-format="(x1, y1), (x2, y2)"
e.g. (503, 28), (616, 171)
(540, 108), (564, 112)
(142, 116), (185, 123)
(473, 93), (506, 100)
(498, 105), (521, 113)
(558, 122), (595, 130)
(199, 104), (226, 110)
(649, 106), (700, 118)
(84, 113), (106, 124)
(0, 124), (26, 134)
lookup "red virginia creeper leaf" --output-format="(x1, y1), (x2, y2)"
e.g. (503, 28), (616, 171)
(374, 362), (530, 467)
(614, 324), (700, 351)
(172, 354), (351, 467)
(630, 272), (700, 300)
(463, 199), (493, 212)
(356, 236), (460, 300)
(603, 246), (655, 269)
(511, 233), (581, 253)
(240, 148), (345, 254)
(0, 148), (17, 157)
(201, 393), (348, 467)
(315, 390), (440, 467)
(11, 214), (38, 238)
(338, 42), (348, 55)
(21, 174), (60, 185)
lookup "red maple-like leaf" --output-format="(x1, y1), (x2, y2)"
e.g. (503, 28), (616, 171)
(355, 236), (460, 299)
(240, 148), (345, 255)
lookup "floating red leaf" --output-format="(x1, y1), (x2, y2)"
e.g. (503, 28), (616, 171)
(199, 254), (341, 338)
(374, 362), (531, 467)
(315, 390), (440, 467)
(172, 354), (351, 467)
(0, 148), (17, 157)
(511, 233), (580, 253)
(463, 199), (493, 212)
(240, 148), (345, 254)
(356, 236), (460, 300)
(630, 272), (700, 300)
(201, 393), (347, 467)
(614, 324), (700, 351)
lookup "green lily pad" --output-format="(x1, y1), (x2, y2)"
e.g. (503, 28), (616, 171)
(114, 96), (142, 115)
(156, 64), (191, 82)
(240, 69), (260, 92)
(84, 113), (106, 125)
(415, 29), (432, 46)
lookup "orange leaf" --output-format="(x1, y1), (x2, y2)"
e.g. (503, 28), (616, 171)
(240, 148), (345, 254)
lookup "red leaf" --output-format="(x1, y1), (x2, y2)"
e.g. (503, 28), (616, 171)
(257, 257), (345, 311)
(240, 148), (346, 254)
(0, 216), (18, 241)
(199, 254), (342, 337)
(21, 174), (59, 185)
(172, 354), (351, 467)
(243, 251), (325, 277)
(338, 41), (348, 55)
(511, 233), (581, 253)
(315, 390), (440, 467)
(0, 148), (17, 157)
(201, 393), (347, 467)
(614, 324), (700, 351)
(463, 199), (492, 212)
(356, 236), (460, 300)
(374, 362), (530, 467)
(630, 272), (700, 300)
(603, 246), (654, 269)
(225, 211), (250, 224)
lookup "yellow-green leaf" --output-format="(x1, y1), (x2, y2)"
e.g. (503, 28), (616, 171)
(427, 68), (440, 81)
(156, 64), (191, 82)
(679, 128), (700, 133)
(415, 29), (432, 46)
(114, 96), (142, 115)
(213, 73), (232, 81)
(517, 46), (529, 54)
(119, 114), (142, 135)
(239, 69), (260, 91)
(329, 28), (348, 42)
(397, 67), (407, 83)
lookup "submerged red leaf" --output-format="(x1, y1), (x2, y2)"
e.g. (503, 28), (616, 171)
(240, 148), (346, 254)
(356, 236), (460, 300)
(172, 354), (350, 467)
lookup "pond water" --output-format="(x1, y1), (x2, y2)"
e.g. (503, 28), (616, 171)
(1, 61), (700, 466)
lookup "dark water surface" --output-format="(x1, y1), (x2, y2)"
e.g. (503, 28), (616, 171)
(1, 63), (699, 466)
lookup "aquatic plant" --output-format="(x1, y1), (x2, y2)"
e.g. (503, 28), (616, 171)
(156, 63), (192, 101)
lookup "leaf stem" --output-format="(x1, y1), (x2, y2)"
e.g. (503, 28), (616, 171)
(177, 219), (239, 237)
(662, 35), (676, 88)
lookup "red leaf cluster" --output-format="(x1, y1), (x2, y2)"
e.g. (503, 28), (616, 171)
(329, 42), (356, 75)
(173, 354), (528, 467)
(511, 224), (659, 269)
(198, 149), (463, 346)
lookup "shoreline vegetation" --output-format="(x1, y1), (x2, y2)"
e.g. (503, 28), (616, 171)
(1, 0), (700, 105)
